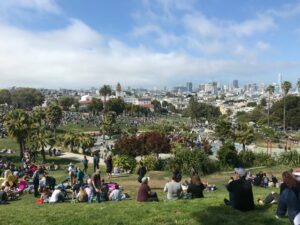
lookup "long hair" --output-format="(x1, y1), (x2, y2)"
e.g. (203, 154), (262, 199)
(191, 175), (202, 186)
(282, 171), (299, 189)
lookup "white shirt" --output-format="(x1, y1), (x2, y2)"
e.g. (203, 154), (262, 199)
(49, 190), (62, 203)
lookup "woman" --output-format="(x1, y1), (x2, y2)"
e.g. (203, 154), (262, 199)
(187, 175), (206, 198)
(76, 187), (88, 202)
(164, 174), (182, 200)
(276, 171), (300, 224)
(137, 177), (158, 202)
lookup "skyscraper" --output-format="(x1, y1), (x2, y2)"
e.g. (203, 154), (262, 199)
(186, 82), (193, 92)
(232, 80), (239, 88)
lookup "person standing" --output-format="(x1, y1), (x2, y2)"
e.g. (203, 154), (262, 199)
(77, 168), (84, 187)
(93, 153), (99, 172)
(32, 168), (40, 197)
(137, 162), (147, 183)
(105, 155), (113, 181)
(89, 170), (102, 203)
(82, 155), (89, 174)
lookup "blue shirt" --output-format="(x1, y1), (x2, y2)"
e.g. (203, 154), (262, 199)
(277, 188), (300, 222)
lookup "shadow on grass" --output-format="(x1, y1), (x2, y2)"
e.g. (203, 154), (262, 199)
(191, 205), (289, 225)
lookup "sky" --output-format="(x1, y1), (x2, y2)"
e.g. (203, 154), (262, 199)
(0, 0), (300, 89)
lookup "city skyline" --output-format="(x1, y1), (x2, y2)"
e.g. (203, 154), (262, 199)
(1, 0), (300, 88)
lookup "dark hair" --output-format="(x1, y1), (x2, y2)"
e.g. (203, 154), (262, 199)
(191, 175), (202, 186)
(282, 171), (299, 189)
(115, 184), (119, 189)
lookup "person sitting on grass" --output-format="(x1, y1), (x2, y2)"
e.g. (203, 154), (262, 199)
(187, 175), (206, 198)
(76, 187), (88, 202)
(0, 186), (8, 204)
(276, 171), (300, 225)
(89, 170), (102, 203)
(137, 177), (158, 202)
(224, 168), (255, 212)
(164, 174), (183, 200)
(109, 184), (123, 201)
(49, 186), (64, 203)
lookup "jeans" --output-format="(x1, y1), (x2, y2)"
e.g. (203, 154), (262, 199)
(89, 187), (101, 203)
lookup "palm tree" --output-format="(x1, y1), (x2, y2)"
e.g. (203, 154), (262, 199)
(297, 79), (300, 93)
(4, 109), (32, 158)
(76, 133), (95, 154)
(30, 128), (53, 161)
(281, 81), (292, 133)
(236, 123), (255, 151)
(100, 85), (112, 111)
(266, 85), (275, 127)
(61, 131), (78, 152)
(46, 105), (63, 138)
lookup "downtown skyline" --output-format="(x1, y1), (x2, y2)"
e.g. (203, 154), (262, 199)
(0, 0), (300, 89)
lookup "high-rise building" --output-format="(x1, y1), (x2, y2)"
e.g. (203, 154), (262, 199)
(233, 80), (239, 88)
(186, 82), (193, 92)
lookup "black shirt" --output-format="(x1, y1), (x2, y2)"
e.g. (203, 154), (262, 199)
(187, 183), (205, 198)
(227, 178), (255, 211)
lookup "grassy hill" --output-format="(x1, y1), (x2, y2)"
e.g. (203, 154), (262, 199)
(0, 162), (291, 225)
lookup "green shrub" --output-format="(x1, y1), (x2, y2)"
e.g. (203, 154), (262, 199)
(278, 150), (300, 167)
(238, 151), (255, 168)
(217, 141), (239, 168)
(253, 152), (276, 167)
(167, 149), (219, 175)
(112, 155), (137, 172)
(143, 155), (156, 171)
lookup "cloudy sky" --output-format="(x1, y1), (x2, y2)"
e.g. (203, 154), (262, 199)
(0, 0), (300, 89)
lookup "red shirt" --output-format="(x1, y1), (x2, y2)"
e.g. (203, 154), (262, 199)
(137, 183), (150, 202)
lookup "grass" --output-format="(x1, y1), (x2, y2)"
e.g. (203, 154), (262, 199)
(0, 163), (292, 225)
(0, 136), (292, 225)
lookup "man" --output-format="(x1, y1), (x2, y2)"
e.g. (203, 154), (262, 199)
(225, 168), (255, 211)
(89, 169), (102, 203)
(137, 162), (147, 183)
(32, 168), (40, 197)
(77, 168), (84, 187)
(82, 155), (88, 173)
(93, 153), (99, 172)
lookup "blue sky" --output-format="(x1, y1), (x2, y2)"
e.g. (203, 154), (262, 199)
(0, 0), (300, 89)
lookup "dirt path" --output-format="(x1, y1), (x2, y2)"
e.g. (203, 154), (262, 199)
(58, 152), (105, 165)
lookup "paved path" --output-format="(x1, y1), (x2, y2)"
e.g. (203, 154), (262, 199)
(58, 152), (105, 165)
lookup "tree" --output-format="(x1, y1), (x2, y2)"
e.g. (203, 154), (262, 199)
(58, 96), (76, 111)
(61, 131), (78, 152)
(116, 83), (122, 93)
(217, 140), (239, 168)
(214, 119), (234, 144)
(281, 81), (292, 133)
(142, 131), (171, 158)
(266, 85), (275, 127)
(298, 79), (300, 93)
(151, 100), (162, 113)
(87, 98), (103, 115)
(29, 128), (53, 161)
(101, 111), (117, 139)
(235, 123), (255, 151)
(11, 88), (44, 110)
(4, 109), (32, 158)
(0, 89), (12, 105)
(32, 108), (46, 127)
(114, 135), (143, 157)
(106, 98), (126, 115)
(76, 133), (95, 154)
(46, 105), (63, 137)
(100, 85), (112, 110)
(260, 98), (267, 107)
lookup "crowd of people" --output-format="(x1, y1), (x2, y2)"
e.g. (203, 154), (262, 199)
(1, 152), (300, 225)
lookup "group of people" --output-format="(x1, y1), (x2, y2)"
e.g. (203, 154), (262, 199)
(222, 167), (300, 225)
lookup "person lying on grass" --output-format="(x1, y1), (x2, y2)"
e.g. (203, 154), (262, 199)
(224, 167), (255, 212)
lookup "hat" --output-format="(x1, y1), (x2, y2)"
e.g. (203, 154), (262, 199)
(234, 168), (246, 177)
(141, 177), (150, 183)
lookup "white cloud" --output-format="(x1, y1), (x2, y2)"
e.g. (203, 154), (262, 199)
(0, 19), (299, 89)
(267, 2), (300, 18)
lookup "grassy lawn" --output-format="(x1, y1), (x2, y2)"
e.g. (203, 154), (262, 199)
(0, 163), (291, 225)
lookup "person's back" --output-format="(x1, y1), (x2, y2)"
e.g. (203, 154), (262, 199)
(137, 183), (150, 202)
(227, 178), (254, 211)
(110, 188), (122, 201)
(164, 180), (182, 200)
(187, 183), (205, 198)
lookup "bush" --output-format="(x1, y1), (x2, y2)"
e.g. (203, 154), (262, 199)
(238, 151), (255, 168)
(142, 155), (169, 171)
(112, 155), (137, 173)
(167, 149), (219, 175)
(143, 155), (156, 171)
(217, 141), (239, 168)
(252, 152), (276, 167)
(278, 150), (300, 167)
